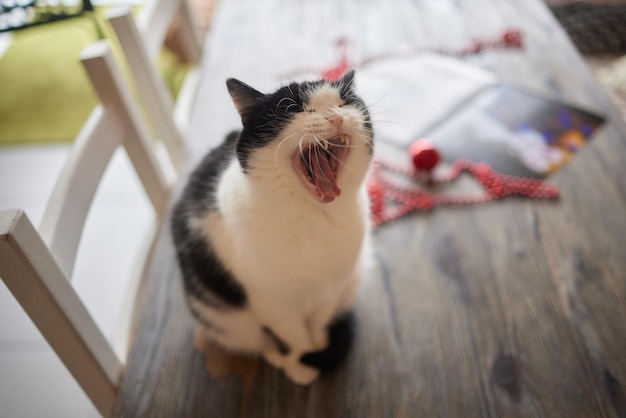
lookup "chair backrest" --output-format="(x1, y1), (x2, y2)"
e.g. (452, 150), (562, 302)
(0, 2), (203, 417)
(107, 0), (203, 173)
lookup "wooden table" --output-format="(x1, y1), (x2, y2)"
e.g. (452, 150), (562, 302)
(114, 0), (626, 416)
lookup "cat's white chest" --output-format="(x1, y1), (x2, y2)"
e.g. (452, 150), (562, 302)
(206, 160), (367, 291)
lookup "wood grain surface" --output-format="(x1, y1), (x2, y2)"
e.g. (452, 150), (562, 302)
(114, 0), (626, 416)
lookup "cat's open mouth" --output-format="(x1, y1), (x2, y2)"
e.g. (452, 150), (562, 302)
(292, 135), (350, 203)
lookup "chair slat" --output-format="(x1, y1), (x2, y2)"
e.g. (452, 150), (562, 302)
(39, 106), (125, 278)
(108, 8), (185, 172)
(172, 0), (204, 64)
(174, 66), (201, 140)
(81, 41), (170, 216)
(0, 210), (121, 418)
(138, 0), (180, 61)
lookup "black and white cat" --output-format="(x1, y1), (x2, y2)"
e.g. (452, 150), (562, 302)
(171, 71), (373, 385)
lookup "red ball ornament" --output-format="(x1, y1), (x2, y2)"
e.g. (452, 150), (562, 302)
(409, 139), (441, 171)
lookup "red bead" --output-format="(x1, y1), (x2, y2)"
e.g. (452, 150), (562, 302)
(409, 139), (441, 171)
(367, 181), (385, 217)
(419, 195), (434, 210)
(470, 41), (484, 54)
(502, 30), (523, 48)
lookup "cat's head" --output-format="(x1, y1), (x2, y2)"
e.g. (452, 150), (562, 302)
(226, 71), (373, 204)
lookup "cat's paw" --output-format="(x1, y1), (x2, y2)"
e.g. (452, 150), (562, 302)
(263, 348), (286, 369)
(311, 329), (329, 351)
(284, 362), (320, 385)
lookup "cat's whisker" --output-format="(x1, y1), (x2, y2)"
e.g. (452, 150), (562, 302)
(293, 134), (310, 171)
(330, 148), (359, 174)
(274, 131), (301, 163)
(307, 141), (316, 174)
(312, 145), (333, 183)
(307, 132), (361, 176)
(366, 119), (399, 127)
(364, 89), (394, 109)
(312, 133), (330, 150)
(298, 133), (308, 155)
(277, 97), (297, 109)
(365, 110), (396, 120)
(286, 84), (301, 107)
(284, 103), (299, 113)
(310, 133), (323, 147)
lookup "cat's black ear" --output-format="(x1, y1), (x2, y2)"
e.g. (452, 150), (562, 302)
(339, 70), (355, 88)
(226, 78), (265, 122)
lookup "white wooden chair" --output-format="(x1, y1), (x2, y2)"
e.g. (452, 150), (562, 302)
(0, 1), (202, 416)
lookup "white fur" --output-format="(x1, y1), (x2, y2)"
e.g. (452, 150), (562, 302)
(193, 83), (372, 384)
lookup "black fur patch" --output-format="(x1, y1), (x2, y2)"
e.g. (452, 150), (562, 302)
(300, 311), (355, 373)
(181, 131), (238, 212)
(236, 82), (306, 172)
(173, 230), (247, 308)
(171, 132), (247, 309)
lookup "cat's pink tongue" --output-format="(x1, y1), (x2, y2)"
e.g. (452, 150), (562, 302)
(313, 152), (341, 203)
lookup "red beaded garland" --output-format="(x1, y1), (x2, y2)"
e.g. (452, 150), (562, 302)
(284, 29), (525, 81)
(368, 144), (560, 226)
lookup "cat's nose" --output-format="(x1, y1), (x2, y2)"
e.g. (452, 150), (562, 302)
(325, 113), (344, 128)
